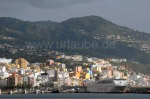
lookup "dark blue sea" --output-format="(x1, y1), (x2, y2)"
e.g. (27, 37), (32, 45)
(0, 93), (150, 99)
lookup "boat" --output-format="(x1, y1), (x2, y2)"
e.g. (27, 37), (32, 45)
(87, 79), (128, 93)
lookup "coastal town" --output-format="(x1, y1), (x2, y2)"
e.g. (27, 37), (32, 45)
(0, 54), (150, 94)
(1, 0), (150, 98)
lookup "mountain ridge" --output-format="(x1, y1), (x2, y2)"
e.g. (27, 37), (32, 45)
(0, 16), (150, 64)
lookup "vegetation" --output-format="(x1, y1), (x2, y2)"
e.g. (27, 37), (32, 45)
(1, 16), (150, 74)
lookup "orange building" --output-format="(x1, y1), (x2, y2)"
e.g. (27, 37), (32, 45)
(69, 72), (81, 79)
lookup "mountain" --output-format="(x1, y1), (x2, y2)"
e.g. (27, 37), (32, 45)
(0, 16), (150, 65)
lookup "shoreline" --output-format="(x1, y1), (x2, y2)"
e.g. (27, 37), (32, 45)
(1, 91), (150, 95)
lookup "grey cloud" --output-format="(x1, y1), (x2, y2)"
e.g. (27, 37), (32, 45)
(0, 0), (150, 33)
(25, 0), (97, 9)
(0, 0), (97, 9)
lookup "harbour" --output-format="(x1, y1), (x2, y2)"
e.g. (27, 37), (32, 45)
(1, 86), (150, 94)
(1, 93), (150, 99)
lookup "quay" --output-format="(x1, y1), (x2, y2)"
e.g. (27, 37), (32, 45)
(1, 87), (150, 94)
(128, 87), (150, 93)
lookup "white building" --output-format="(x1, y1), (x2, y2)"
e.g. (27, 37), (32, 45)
(71, 55), (83, 61)
(0, 66), (9, 79)
(0, 72), (9, 79)
(0, 58), (12, 63)
(111, 59), (127, 63)
(18, 68), (25, 75)
(130, 73), (148, 86)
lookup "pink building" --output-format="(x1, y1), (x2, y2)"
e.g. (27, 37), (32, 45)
(46, 59), (54, 66)
(75, 66), (82, 73)
(28, 76), (35, 86)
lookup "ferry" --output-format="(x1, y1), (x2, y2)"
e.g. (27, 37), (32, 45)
(87, 79), (128, 93)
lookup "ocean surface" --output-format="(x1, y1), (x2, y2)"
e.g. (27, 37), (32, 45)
(0, 93), (150, 99)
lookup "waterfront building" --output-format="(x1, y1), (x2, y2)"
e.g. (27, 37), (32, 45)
(0, 66), (9, 79)
(0, 79), (7, 87)
(23, 75), (29, 85)
(0, 66), (6, 72)
(69, 72), (80, 79)
(70, 77), (79, 86)
(86, 73), (91, 79)
(39, 73), (50, 83)
(83, 73), (90, 79)
(18, 68), (25, 75)
(64, 77), (71, 86)
(28, 75), (36, 87)
(8, 67), (18, 73)
(0, 72), (9, 79)
(57, 73), (64, 87)
(46, 69), (55, 77)
(7, 73), (23, 87)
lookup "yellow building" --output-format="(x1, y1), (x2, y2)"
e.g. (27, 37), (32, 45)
(80, 72), (90, 79)
(30, 64), (41, 73)
(85, 73), (90, 79)
(15, 58), (28, 69)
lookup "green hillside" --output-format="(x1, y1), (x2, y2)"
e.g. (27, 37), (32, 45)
(0, 16), (150, 64)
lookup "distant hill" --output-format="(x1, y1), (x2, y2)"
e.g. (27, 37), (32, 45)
(0, 16), (150, 64)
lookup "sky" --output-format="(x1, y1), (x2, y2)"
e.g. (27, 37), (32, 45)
(0, 0), (150, 33)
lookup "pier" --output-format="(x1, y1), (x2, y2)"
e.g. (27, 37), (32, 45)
(1, 86), (150, 94)
(128, 87), (150, 93)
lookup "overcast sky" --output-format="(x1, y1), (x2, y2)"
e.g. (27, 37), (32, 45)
(0, 0), (150, 33)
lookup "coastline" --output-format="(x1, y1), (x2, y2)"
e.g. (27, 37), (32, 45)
(1, 93), (150, 99)
(1, 90), (150, 95)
